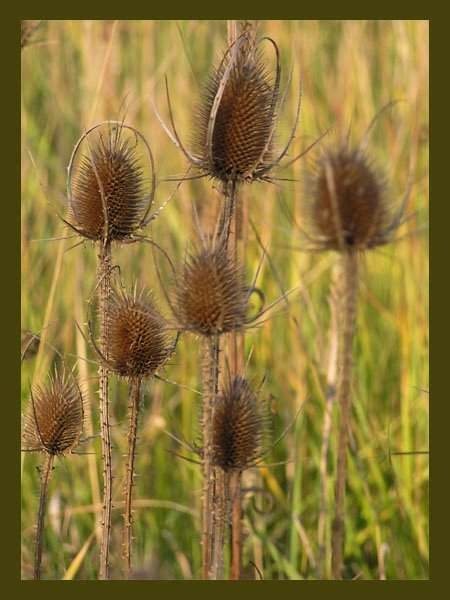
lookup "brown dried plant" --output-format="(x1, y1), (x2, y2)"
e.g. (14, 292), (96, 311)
(66, 120), (155, 579)
(22, 367), (84, 580)
(304, 119), (411, 579)
(89, 284), (176, 577)
(21, 20), (42, 50)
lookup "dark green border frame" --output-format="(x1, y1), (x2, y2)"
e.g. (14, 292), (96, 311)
(13, 4), (436, 598)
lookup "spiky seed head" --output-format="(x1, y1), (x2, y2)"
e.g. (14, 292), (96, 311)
(106, 288), (172, 379)
(22, 368), (84, 456)
(21, 20), (41, 49)
(307, 144), (393, 251)
(174, 242), (247, 336)
(212, 376), (269, 472)
(68, 123), (152, 242)
(194, 32), (279, 184)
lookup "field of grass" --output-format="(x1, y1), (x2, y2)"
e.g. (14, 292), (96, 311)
(21, 20), (429, 580)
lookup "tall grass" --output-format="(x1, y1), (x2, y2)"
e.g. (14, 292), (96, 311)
(21, 20), (428, 580)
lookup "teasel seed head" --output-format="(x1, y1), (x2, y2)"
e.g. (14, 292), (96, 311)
(306, 142), (401, 252)
(193, 30), (280, 184)
(66, 122), (155, 243)
(174, 240), (248, 336)
(22, 368), (84, 456)
(96, 286), (174, 379)
(211, 376), (270, 472)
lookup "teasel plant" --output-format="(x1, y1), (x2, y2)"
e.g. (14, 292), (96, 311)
(65, 120), (156, 579)
(86, 283), (177, 577)
(22, 366), (84, 580)
(303, 112), (413, 579)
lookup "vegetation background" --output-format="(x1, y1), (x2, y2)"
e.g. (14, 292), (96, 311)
(21, 19), (429, 580)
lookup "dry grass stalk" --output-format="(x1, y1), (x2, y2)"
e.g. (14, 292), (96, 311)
(22, 367), (84, 580)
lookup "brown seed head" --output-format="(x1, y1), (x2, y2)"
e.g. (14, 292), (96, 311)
(68, 123), (152, 242)
(174, 242), (247, 336)
(194, 32), (279, 184)
(105, 287), (172, 379)
(22, 369), (84, 456)
(212, 376), (269, 472)
(308, 144), (392, 251)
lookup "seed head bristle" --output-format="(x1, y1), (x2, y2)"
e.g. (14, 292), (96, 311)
(174, 241), (247, 336)
(105, 287), (172, 379)
(194, 32), (279, 184)
(307, 144), (393, 251)
(212, 376), (269, 472)
(22, 368), (84, 456)
(68, 124), (151, 242)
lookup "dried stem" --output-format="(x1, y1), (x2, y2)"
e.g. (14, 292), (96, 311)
(210, 469), (228, 579)
(201, 335), (220, 579)
(230, 470), (242, 580)
(98, 241), (113, 580)
(317, 263), (340, 579)
(34, 453), (54, 580)
(123, 377), (142, 577)
(331, 250), (359, 579)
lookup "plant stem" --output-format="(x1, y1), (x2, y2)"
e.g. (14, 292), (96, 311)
(331, 250), (359, 579)
(34, 453), (54, 580)
(123, 377), (141, 577)
(201, 334), (220, 579)
(98, 241), (113, 580)
(230, 470), (242, 580)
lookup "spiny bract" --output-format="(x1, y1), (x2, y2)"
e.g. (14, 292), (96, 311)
(174, 242), (247, 336)
(22, 369), (84, 456)
(212, 376), (269, 472)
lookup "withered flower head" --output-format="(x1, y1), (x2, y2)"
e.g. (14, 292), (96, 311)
(174, 241), (247, 336)
(67, 122), (154, 243)
(306, 142), (402, 252)
(22, 368), (84, 456)
(193, 30), (280, 184)
(21, 20), (41, 49)
(212, 376), (269, 472)
(102, 287), (173, 379)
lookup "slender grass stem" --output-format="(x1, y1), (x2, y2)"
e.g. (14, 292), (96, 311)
(34, 453), (54, 580)
(98, 241), (113, 580)
(331, 250), (359, 579)
(123, 377), (142, 577)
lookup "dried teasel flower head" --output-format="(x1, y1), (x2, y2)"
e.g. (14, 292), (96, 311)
(21, 20), (41, 50)
(22, 368), (84, 456)
(66, 121), (155, 243)
(305, 126), (410, 252)
(91, 285), (174, 379)
(173, 239), (248, 336)
(193, 28), (281, 185)
(211, 376), (270, 472)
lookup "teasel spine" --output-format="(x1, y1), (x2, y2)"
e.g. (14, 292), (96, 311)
(331, 250), (359, 579)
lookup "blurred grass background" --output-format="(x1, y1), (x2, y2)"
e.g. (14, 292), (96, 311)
(21, 20), (428, 580)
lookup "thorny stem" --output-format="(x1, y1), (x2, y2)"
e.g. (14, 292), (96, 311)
(123, 378), (142, 577)
(331, 250), (359, 579)
(201, 335), (220, 579)
(211, 469), (228, 579)
(98, 242), (113, 580)
(317, 264), (340, 579)
(34, 453), (54, 580)
(230, 470), (242, 580)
